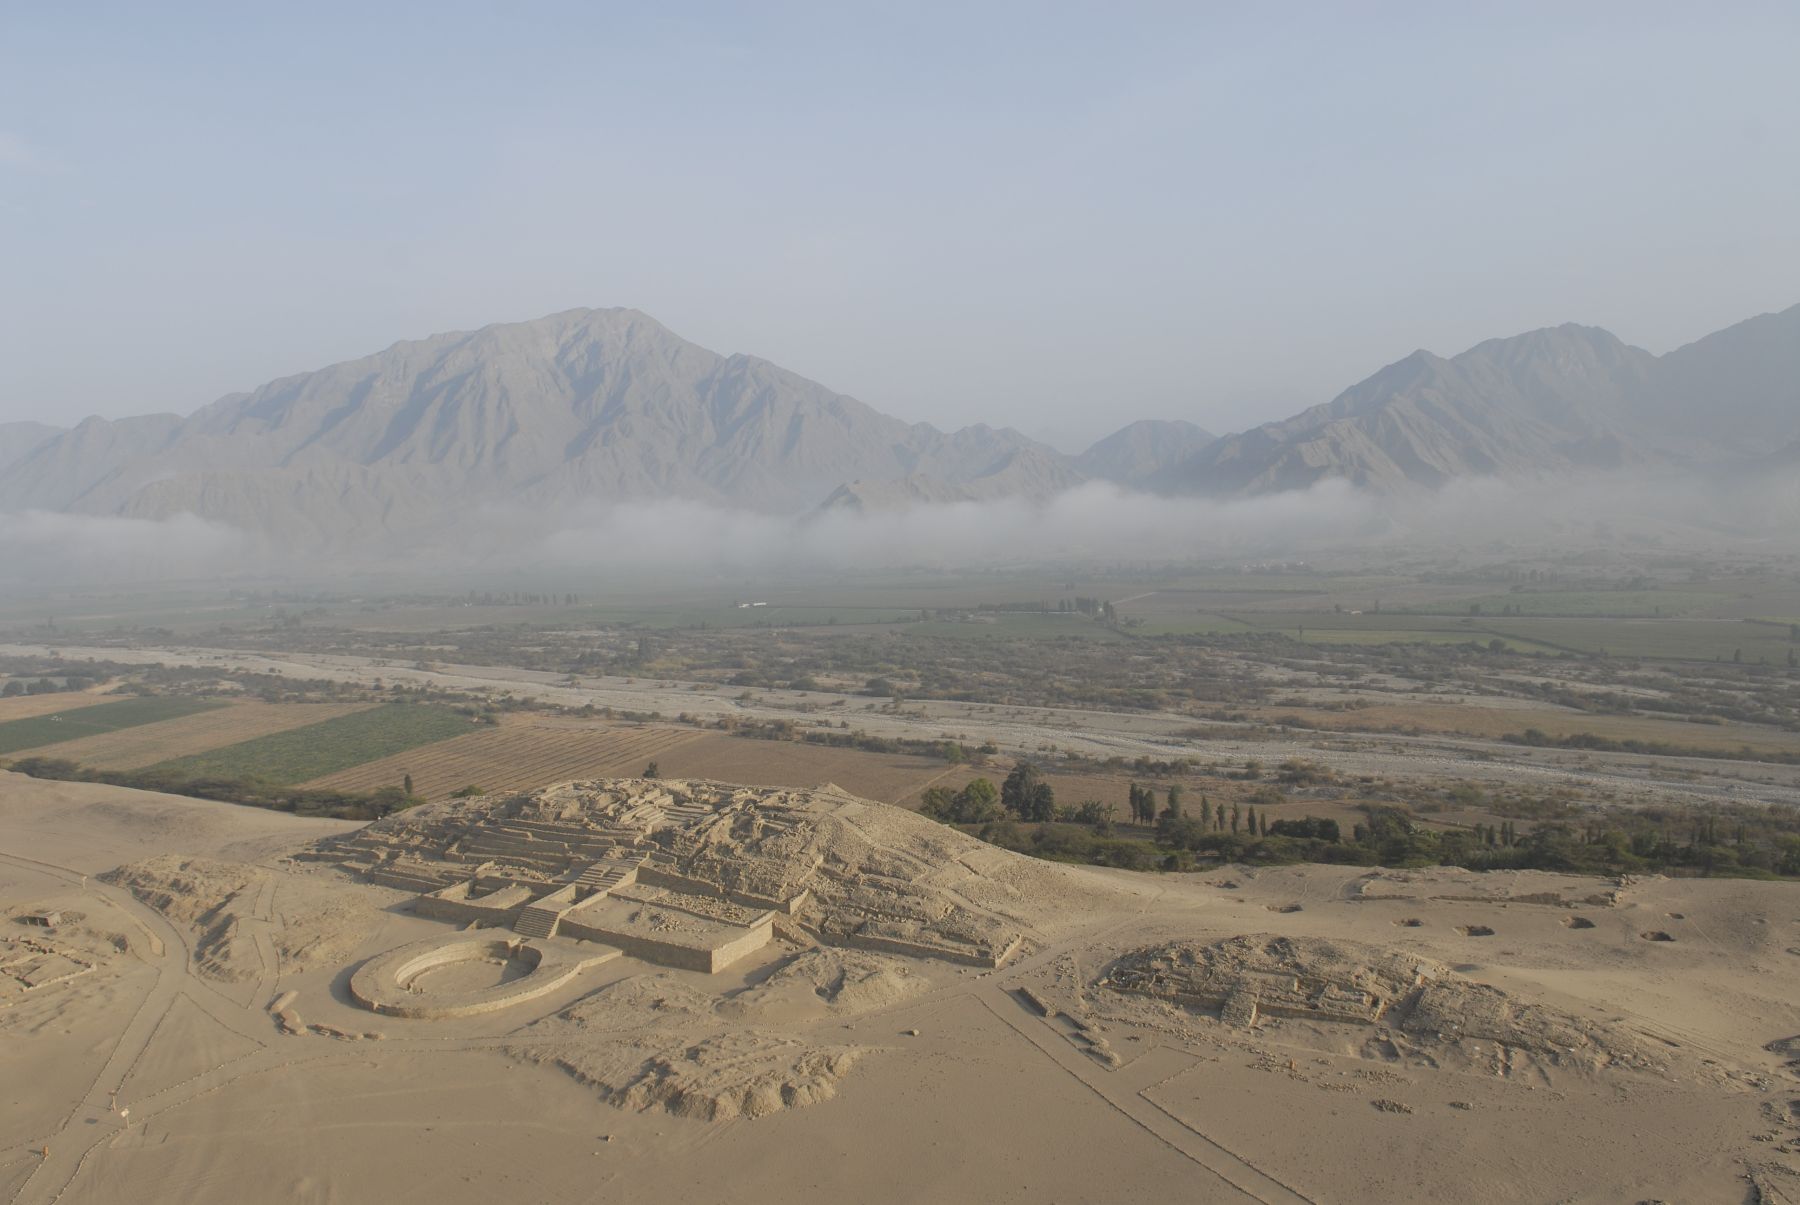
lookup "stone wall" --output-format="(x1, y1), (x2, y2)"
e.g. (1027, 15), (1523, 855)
(413, 880), (534, 928)
(558, 912), (774, 974)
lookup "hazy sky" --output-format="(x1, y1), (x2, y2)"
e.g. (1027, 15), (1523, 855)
(3, 2), (1797, 450)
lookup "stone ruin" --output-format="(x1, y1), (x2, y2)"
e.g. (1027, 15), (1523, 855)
(305, 779), (1031, 979)
(1102, 933), (1659, 1074)
(1104, 934), (1434, 1029)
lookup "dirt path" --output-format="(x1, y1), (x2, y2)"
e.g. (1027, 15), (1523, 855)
(0, 852), (223, 1205)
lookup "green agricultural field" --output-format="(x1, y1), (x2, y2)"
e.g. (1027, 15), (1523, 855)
(592, 604), (924, 630)
(1483, 617), (1796, 662)
(0, 697), (225, 757)
(1405, 589), (1738, 618)
(1292, 628), (1557, 652)
(1229, 610), (1479, 633)
(1122, 612), (1256, 636)
(150, 702), (473, 784)
(903, 614), (1126, 640)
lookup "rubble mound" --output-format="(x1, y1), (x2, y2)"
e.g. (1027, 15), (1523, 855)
(511, 973), (867, 1120)
(1104, 934), (1436, 1026)
(1400, 978), (1656, 1073)
(102, 856), (264, 981)
(317, 779), (1125, 968)
(723, 949), (931, 1020)
(518, 1028), (863, 1122)
(1102, 933), (1661, 1076)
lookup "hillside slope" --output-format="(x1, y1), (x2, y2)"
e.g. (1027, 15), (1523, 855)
(0, 309), (1077, 544)
(1161, 305), (1800, 495)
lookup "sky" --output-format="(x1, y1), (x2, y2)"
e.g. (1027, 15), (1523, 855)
(2, 2), (1798, 451)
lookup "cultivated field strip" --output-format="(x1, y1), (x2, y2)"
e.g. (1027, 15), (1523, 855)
(0, 697), (225, 757)
(300, 721), (705, 800)
(14, 700), (380, 771)
(152, 702), (472, 784)
(653, 733), (954, 805)
(0, 692), (114, 723)
(1244, 700), (1800, 755)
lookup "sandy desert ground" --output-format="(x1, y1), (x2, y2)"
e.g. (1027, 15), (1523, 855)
(3, 769), (1799, 1204)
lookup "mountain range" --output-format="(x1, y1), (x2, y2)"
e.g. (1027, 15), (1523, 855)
(1162, 308), (1800, 496)
(1, 302), (1795, 550)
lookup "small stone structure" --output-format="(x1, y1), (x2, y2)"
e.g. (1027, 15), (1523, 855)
(414, 881), (535, 927)
(1, 934), (94, 992)
(19, 911), (61, 928)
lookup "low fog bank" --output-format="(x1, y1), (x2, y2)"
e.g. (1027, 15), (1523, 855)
(0, 510), (252, 586)
(528, 471), (1800, 574)
(2, 469), (1796, 590)
(535, 479), (1390, 572)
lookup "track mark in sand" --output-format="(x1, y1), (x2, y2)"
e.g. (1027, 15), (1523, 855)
(908, 763), (973, 803)
(0, 849), (282, 1205)
(242, 875), (281, 1006)
(978, 989), (1313, 1204)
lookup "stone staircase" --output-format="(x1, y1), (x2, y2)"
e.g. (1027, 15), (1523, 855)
(575, 858), (640, 895)
(513, 902), (565, 939)
(663, 801), (714, 827)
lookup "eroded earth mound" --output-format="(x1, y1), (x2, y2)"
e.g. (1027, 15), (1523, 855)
(103, 854), (378, 981)
(1104, 933), (1660, 1075)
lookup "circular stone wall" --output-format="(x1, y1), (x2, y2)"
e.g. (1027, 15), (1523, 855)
(349, 934), (617, 1019)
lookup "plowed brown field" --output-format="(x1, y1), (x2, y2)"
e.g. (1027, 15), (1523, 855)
(300, 717), (965, 805)
(650, 734), (957, 803)
(0, 692), (113, 723)
(300, 717), (707, 799)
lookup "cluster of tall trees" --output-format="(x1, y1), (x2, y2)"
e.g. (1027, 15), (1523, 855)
(918, 763), (1059, 824)
(1, 675), (95, 697)
(919, 777), (1003, 824)
(1002, 763), (1057, 822)
(927, 769), (1800, 881)
(1154, 802), (1273, 846)
(1123, 782), (1284, 837)
(461, 590), (580, 606)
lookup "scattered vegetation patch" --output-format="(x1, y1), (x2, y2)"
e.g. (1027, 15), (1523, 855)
(3, 756), (416, 820)
(1504, 728), (1800, 766)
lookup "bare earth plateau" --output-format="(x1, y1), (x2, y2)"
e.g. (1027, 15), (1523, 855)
(3, 769), (1798, 1204)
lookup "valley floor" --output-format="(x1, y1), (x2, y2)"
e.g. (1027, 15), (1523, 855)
(6, 640), (1800, 815)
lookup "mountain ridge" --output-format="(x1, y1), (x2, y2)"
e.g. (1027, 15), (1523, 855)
(1156, 306), (1800, 495)
(0, 308), (1079, 545)
(1074, 419), (1216, 487)
(3, 302), (1795, 550)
